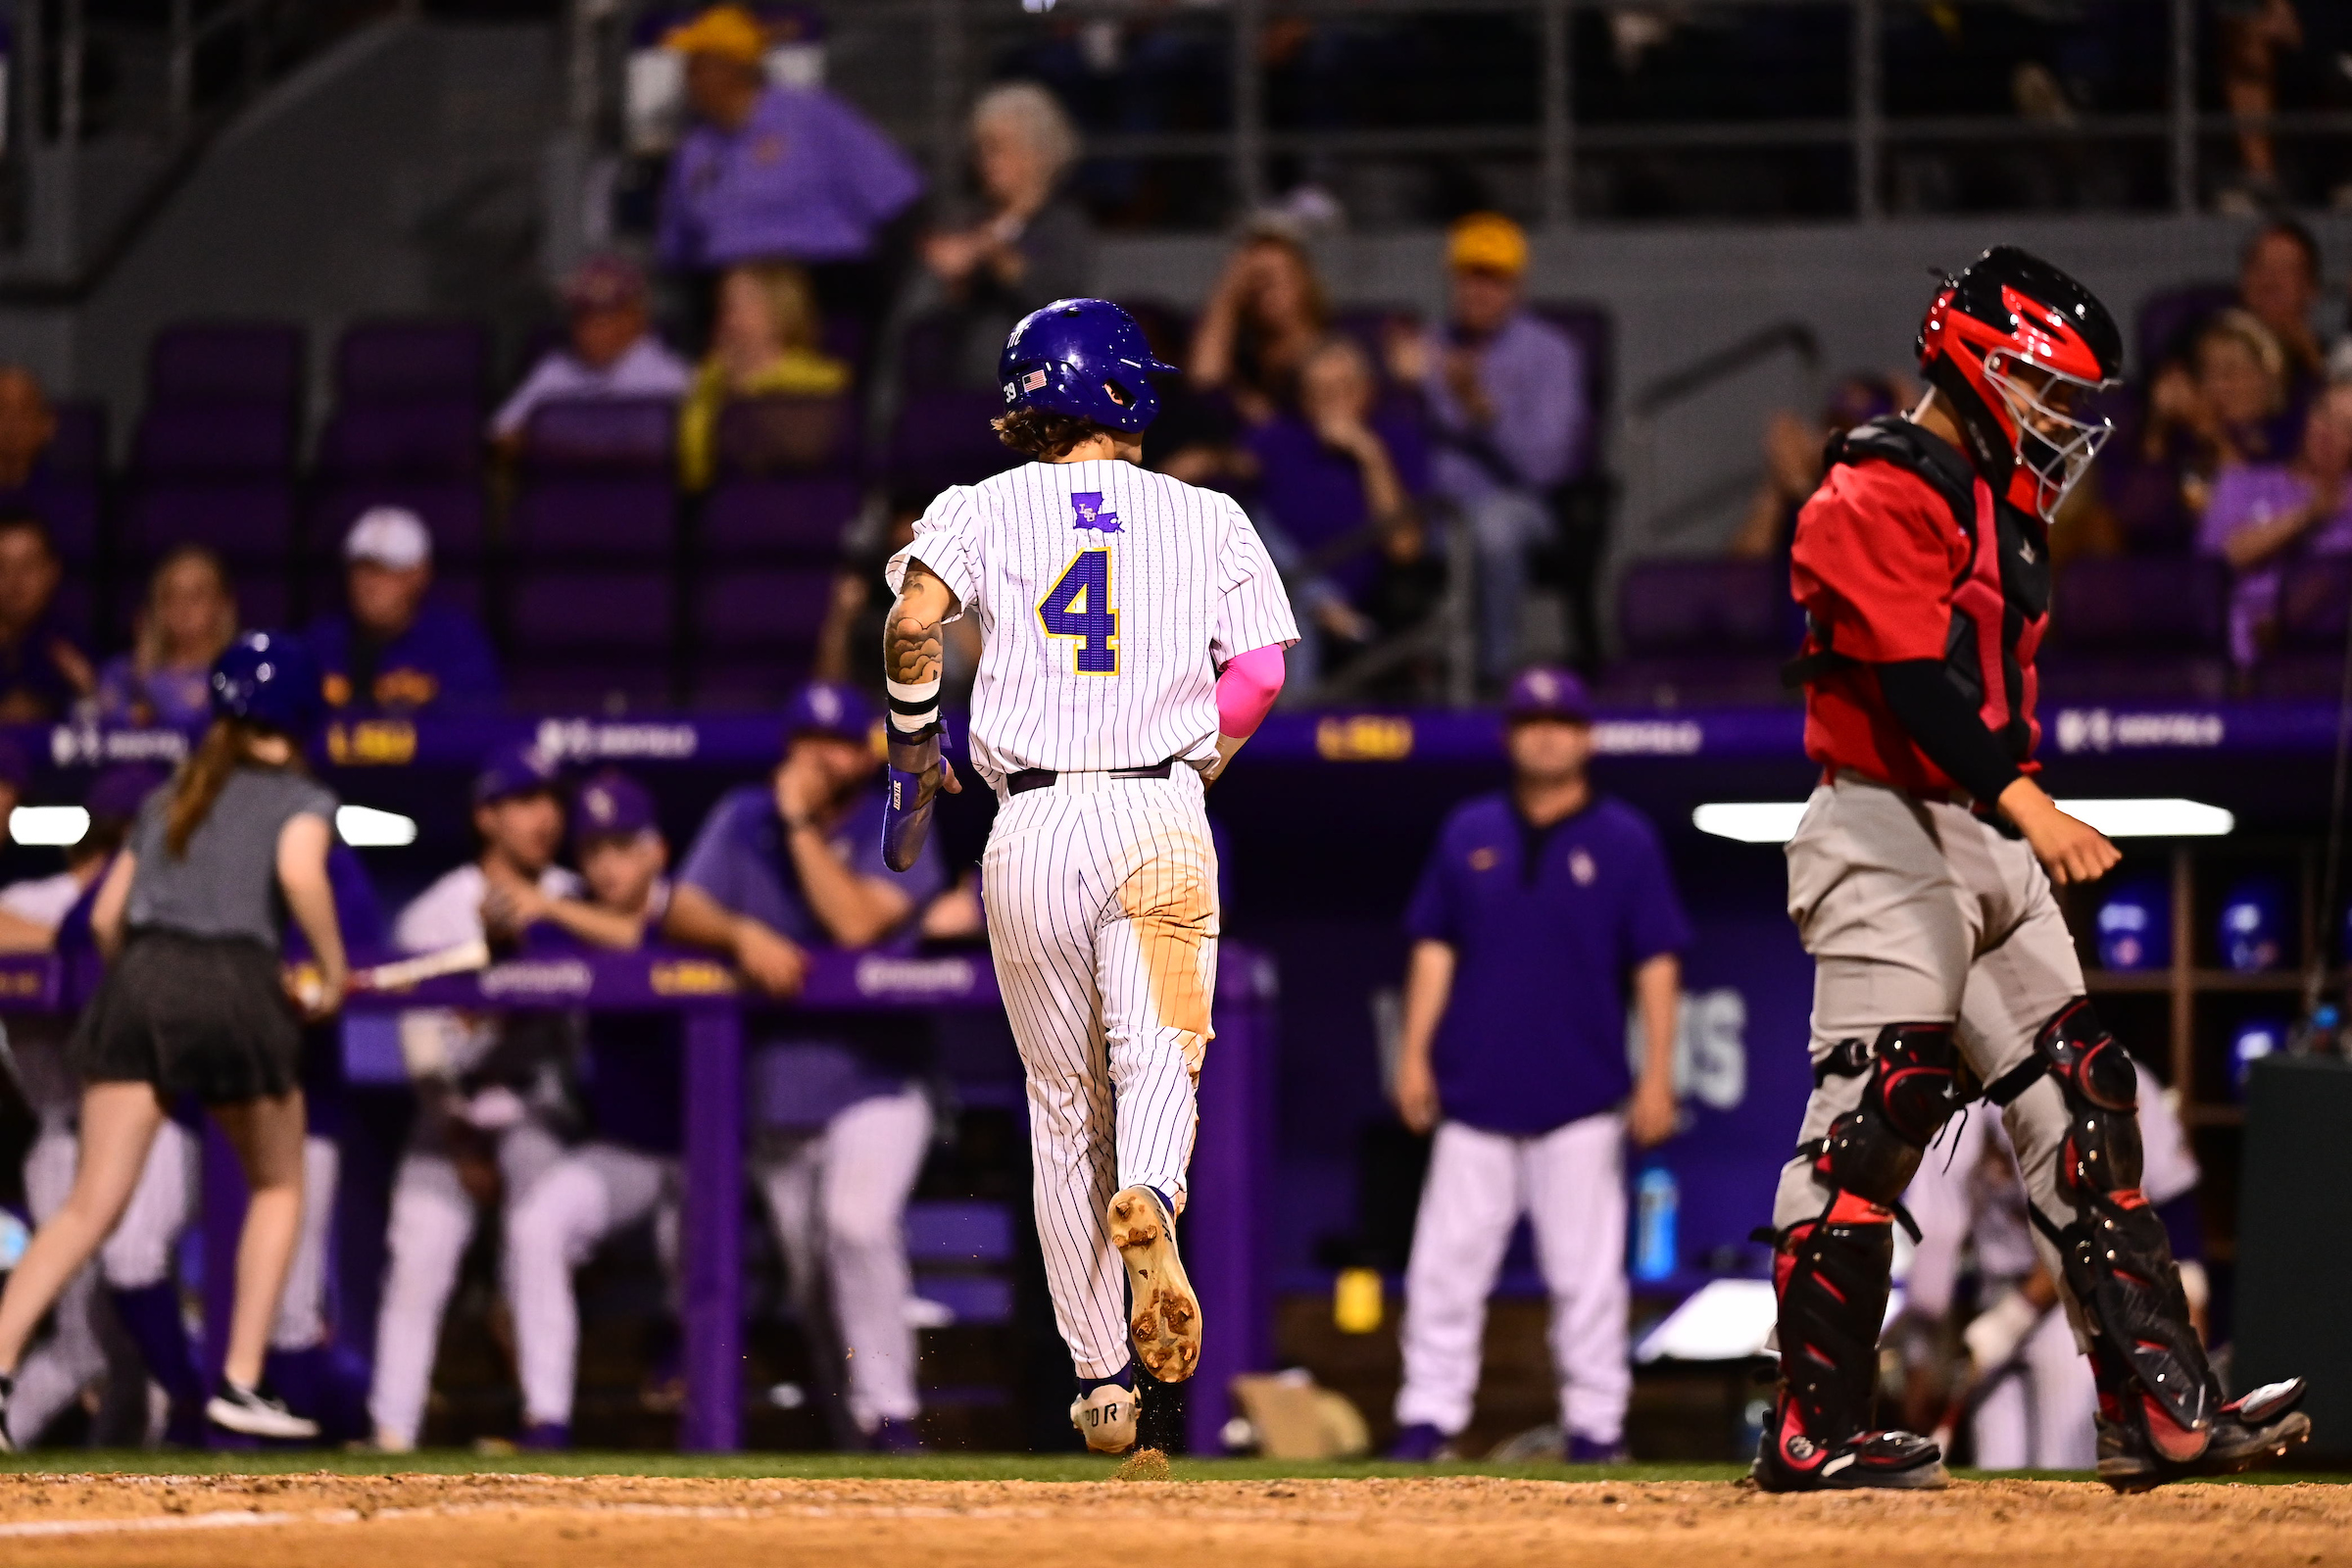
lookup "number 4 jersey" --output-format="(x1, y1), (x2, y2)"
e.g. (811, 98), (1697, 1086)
(886, 458), (1299, 791)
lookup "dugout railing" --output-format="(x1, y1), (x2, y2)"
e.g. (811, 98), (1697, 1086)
(0, 944), (1278, 1456)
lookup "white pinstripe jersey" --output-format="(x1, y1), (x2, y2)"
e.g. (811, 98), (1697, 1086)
(887, 458), (1298, 789)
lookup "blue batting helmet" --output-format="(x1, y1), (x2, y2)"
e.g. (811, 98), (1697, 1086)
(209, 631), (323, 737)
(999, 299), (1182, 433)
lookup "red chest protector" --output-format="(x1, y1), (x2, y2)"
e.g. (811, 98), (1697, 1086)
(1788, 416), (2054, 767)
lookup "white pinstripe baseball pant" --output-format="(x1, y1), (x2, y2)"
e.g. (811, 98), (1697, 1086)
(983, 766), (1219, 1380)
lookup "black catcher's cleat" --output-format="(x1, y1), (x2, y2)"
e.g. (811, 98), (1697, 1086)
(1751, 1396), (1950, 1493)
(2096, 1379), (2311, 1493)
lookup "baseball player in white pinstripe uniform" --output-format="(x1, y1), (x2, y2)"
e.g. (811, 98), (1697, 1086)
(880, 300), (1298, 1454)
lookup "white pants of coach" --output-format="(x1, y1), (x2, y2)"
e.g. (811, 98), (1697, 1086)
(756, 1086), (932, 1434)
(1971, 1296), (2097, 1471)
(1395, 1112), (1630, 1446)
(507, 1142), (680, 1431)
(983, 766), (1217, 1380)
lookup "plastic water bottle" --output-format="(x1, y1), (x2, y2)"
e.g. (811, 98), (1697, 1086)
(1634, 1166), (1679, 1283)
(0, 1210), (27, 1272)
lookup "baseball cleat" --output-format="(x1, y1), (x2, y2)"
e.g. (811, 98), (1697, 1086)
(1751, 1398), (1949, 1494)
(1109, 1186), (1201, 1383)
(1072, 1383), (1139, 1454)
(206, 1378), (319, 1442)
(2096, 1378), (2311, 1493)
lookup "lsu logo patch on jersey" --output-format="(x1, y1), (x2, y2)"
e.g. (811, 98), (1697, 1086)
(1070, 492), (1121, 533)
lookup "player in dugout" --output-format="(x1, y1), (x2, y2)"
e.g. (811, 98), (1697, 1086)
(664, 680), (946, 1451)
(496, 767), (684, 1448)
(1387, 665), (1688, 1463)
(1759, 245), (2309, 1493)
(368, 741), (581, 1451)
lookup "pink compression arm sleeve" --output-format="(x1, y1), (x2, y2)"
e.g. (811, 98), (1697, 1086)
(1216, 644), (1286, 739)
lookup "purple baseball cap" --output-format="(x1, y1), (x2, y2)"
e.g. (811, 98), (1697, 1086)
(570, 767), (659, 845)
(472, 740), (564, 807)
(781, 679), (875, 747)
(84, 763), (167, 825)
(1503, 665), (1592, 725)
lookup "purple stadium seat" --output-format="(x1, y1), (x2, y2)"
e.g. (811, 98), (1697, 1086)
(148, 321), (303, 408)
(513, 569), (673, 652)
(689, 656), (816, 710)
(2258, 559), (2352, 698)
(336, 318), (490, 406)
(318, 400), (485, 477)
(122, 481), (296, 564)
(512, 476), (678, 558)
(693, 565), (834, 650)
(520, 397), (678, 473)
(2040, 558), (2230, 700)
(886, 389), (1016, 494)
(131, 404), (295, 476)
(712, 393), (857, 479)
(310, 479), (489, 564)
(507, 661), (674, 714)
(1595, 558), (1791, 710)
(2134, 282), (2237, 373)
(47, 401), (106, 473)
(700, 476), (859, 561)
(4, 475), (101, 565)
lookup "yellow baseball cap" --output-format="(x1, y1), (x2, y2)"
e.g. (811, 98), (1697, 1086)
(1446, 212), (1529, 277)
(662, 4), (767, 64)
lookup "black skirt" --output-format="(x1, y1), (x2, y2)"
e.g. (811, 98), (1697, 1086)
(70, 930), (303, 1104)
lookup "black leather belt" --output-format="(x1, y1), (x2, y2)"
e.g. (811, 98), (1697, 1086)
(1006, 758), (1176, 795)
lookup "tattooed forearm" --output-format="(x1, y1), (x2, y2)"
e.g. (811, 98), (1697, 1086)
(885, 560), (954, 689)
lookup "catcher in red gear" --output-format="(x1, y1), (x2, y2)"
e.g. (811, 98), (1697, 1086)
(1755, 245), (2311, 1494)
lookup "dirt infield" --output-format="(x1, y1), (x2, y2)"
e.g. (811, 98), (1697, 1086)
(0, 1470), (2347, 1568)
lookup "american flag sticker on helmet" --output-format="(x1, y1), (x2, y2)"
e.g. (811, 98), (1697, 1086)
(1023, 369), (1048, 391)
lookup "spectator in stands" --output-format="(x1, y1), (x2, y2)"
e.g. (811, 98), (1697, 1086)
(679, 263), (853, 491)
(2216, 0), (2303, 208)
(0, 514), (91, 722)
(1188, 220), (1331, 427)
(664, 681), (945, 1451)
(813, 497), (981, 703)
(2107, 310), (2292, 554)
(1245, 335), (1428, 680)
(2200, 380), (2352, 673)
(1384, 214), (1587, 683)
(2237, 219), (2327, 395)
(498, 768), (679, 1449)
(912, 82), (1095, 391)
(96, 546), (238, 730)
(0, 369), (59, 495)
(1728, 373), (1906, 564)
(491, 256), (693, 453)
(368, 742), (580, 1452)
(309, 508), (500, 713)
(657, 4), (924, 321)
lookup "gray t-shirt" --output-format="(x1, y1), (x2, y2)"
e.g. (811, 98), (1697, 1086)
(125, 767), (339, 952)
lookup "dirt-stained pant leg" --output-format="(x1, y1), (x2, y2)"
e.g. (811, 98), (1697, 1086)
(985, 769), (1218, 1380)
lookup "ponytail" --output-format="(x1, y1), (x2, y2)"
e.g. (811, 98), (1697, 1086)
(166, 718), (253, 858)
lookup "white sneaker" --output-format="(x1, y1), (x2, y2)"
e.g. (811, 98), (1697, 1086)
(1071, 1383), (1138, 1454)
(206, 1380), (319, 1442)
(1109, 1187), (1201, 1383)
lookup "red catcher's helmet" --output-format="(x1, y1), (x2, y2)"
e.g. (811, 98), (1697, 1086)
(1917, 245), (2124, 523)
